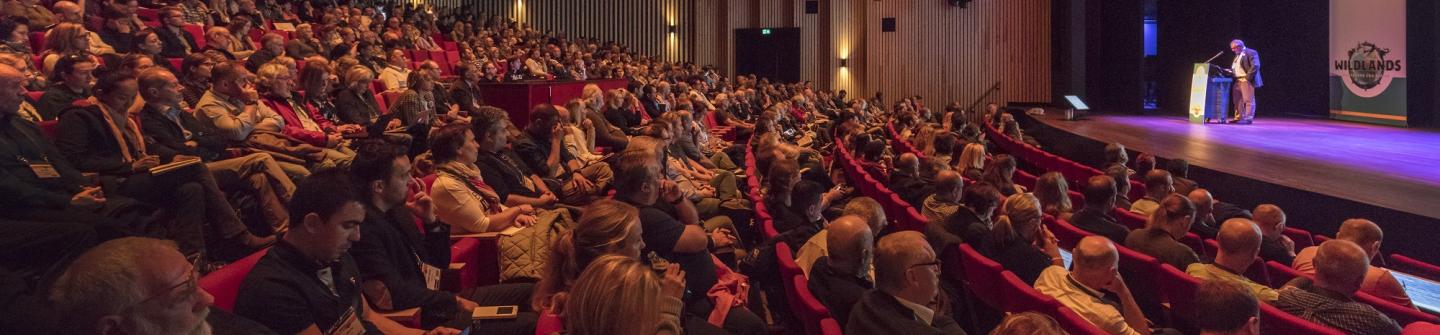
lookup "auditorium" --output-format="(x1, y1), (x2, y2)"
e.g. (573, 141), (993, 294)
(4, 0), (1440, 334)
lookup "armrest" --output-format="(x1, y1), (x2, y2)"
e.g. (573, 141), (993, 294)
(380, 307), (420, 326)
(450, 232), (500, 240)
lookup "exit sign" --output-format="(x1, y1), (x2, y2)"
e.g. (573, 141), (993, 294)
(761, 29), (772, 35)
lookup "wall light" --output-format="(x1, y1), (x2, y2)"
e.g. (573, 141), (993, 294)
(839, 58), (848, 67)
(668, 25), (677, 33)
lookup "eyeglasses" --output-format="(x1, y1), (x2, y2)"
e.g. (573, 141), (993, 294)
(121, 261), (200, 312)
(909, 260), (941, 271)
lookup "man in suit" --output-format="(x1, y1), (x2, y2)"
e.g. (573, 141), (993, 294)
(809, 215), (874, 329)
(1072, 175), (1131, 244)
(1224, 39), (1261, 124)
(448, 64), (485, 115)
(847, 231), (965, 335)
(156, 7), (198, 58)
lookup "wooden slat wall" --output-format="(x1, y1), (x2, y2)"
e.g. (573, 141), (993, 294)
(860, 0), (1051, 109)
(441, 0), (692, 63)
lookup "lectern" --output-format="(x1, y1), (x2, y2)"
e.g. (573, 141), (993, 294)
(1187, 63), (1233, 124)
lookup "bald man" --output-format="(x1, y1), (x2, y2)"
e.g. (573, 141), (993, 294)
(847, 231), (963, 334)
(1186, 218), (1277, 302)
(808, 215), (874, 329)
(1275, 240), (1401, 335)
(1292, 219), (1414, 308)
(891, 152), (933, 208)
(1035, 236), (1151, 335)
(1252, 204), (1295, 264)
(922, 170), (964, 224)
(1187, 189), (1219, 239)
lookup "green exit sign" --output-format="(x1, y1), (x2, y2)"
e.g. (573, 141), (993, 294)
(761, 29), (772, 35)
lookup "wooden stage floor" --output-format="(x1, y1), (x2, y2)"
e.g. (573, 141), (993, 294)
(1033, 115), (1440, 220)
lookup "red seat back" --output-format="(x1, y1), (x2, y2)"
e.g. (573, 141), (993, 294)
(1265, 260), (1305, 288)
(999, 271), (1057, 312)
(1259, 303), (1346, 335)
(775, 243), (802, 281)
(1045, 217), (1093, 250)
(1355, 291), (1440, 325)
(1282, 227), (1316, 251)
(819, 318), (842, 335)
(1053, 305), (1112, 335)
(792, 275), (834, 335)
(958, 244), (1007, 309)
(1113, 208), (1147, 230)
(198, 248), (271, 312)
(1390, 254), (1440, 282)
(29, 31), (45, 53)
(1404, 322), (1440, 335)
(1154, 264), (1202, 323)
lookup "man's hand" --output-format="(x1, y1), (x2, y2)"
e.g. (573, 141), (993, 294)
(661, 264), (686, 299)
(550, 123), (568, 139)
(406, 192), (436, 223)
(1103, 272), (1132, 296)
(515, 204), (535, 215)
(568, 173), (594, 194)
(131, 155), (161, 172)
(183, 140), (199, 149)
(580, 118), (593, 131)
(386, 118), (403, 130)
(659, 179), (683, 204)
(339, 124), (364, 134)
(538, 192), (559, 206)
(326, 133), (344, 147)
(1281, 235), (1297, 255)
(709, 228), (736, 248)
(422, 327), (462, 335)
(172, 154), (201, 163)
(70, 186), (106, 208)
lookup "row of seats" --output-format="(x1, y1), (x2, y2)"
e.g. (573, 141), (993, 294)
(978, 113), (1440, 333)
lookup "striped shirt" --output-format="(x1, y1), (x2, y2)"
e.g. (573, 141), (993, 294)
(1272, 283), (1402, 335)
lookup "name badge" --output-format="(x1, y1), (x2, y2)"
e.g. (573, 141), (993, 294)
(327, 306), (366, 335)
(422, 263), (441, 291)
(29, 163), (59, 179)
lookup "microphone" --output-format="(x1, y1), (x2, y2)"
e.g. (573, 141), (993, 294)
(1203, 51), (1224, 64)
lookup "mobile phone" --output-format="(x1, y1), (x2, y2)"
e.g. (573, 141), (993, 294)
(472, 305), (519, 320)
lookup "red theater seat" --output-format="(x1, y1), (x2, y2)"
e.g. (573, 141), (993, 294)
(198, 248), (271, 312)
(792, 275), (834, 335)
(1390, 254), (1440, 282)
(1259, 303), (1345, 335)
(958, 243), (1007, 309)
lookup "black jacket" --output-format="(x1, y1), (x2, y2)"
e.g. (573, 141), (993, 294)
(846, 289), (966, 335)
(890, 171), (933, 209)
(138, 103), (228, 162)
(53, 102), (142, 176)
(1070, 206), (1130, 245)
(348, 205), (456, 328)
(603, 105), (641, 134)
(448, 81), (484, 115)
(157, 26), (199, 58)
(334, 88), (381, 125)
(0, 113), (88, 211)
(809, 256), (872, 329)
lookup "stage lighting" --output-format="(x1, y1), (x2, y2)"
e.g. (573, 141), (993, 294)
(668, 25), (676, 33)
(839, 58), (848, 67)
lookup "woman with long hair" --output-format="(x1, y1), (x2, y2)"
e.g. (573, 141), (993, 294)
(982, 154), (1026, 196)
(985, 193), (1063, 284)
(564, 254), (684, 335)
(531, 199), (646, 313)
(40, 22), (94, 75)
(956, 142), (986, 181)
(1033, 172), (1074, 222)
(1126, 194), (1200, 270)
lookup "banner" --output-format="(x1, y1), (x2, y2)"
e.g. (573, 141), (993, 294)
(1329, 0), (1407, 126)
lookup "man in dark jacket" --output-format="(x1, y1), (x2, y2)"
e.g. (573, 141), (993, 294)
(890, 153), (933, 208)
(1071, 175), (1130, 244)
(808, 216), (873, 329)
(34, 54), (95, 120)
(156, 8), (198, 58)
(345, 141), (536, 330)
(848, 231), (965, 335)
(448, 64), (485, 115)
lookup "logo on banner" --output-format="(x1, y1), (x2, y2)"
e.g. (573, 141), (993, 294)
(1334, 42), (1402, 98)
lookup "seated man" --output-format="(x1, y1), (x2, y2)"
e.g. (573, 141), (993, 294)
(346, 141), (536, 330)
(1187, 188), (1220, 239)
(807, 215), (874, 329)
(512, 104), (612, 205)
(377, 49), (409, 92)
(890, 153), (933, 208)
(137, 67), (297, 235)
(1164, 159), (1198, 196)
(49, 237), (278, 335)
(796, 196), (886, 277)
(1193, 280), (1260, 335)
(1252, 204), (1295, 265)
(1071, 175), (1131, 244)
(1129, 169), (1173, 216)
(1275, 240), (1402, 335)
(1186, 218), (1277, 302)
(470, 106), (564, 209)
(197, 62), (342, 177)
(1035, 236), (1152, 335)
(1124, 194), (1201, 270)
(1105, 164), (1134, 210)
(1292, 219), (1415, 309)
(35, 54), (94, 120)
(921, 170), (963, 224)
(253, 63), (355, 165)
(236, 170), (461, 335)
(847, 231), (964, 335)
(611, 148), (763, 335)
(55, 68), (270, 259)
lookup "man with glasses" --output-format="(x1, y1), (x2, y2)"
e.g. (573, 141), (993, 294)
(1034, 236), (1153, 335)
(49, 237), (276, 335)
(156, 7), (199, 58)
(847, 230), (961, 334)
(34, 53), (95, 120)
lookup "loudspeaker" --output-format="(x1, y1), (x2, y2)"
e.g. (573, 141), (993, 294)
(805, 1), (818, 14)
(882, 18), (896, 32)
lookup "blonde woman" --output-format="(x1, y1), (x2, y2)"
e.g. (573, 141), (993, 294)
(911, 123), (938, 157)
(990, 311), (1067, 335)
(1034, 172), (1075, 222)
(956, 142), (986, 181)
(559, 100), (603, 165)
(531, 199), (646, 313)
(40, 22), (93, 75)
(986, 193), (1063, 284)
(564, 254), (684, 335)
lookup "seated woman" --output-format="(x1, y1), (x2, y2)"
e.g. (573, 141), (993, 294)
(1033, 172), (1075, 222)
(982, 154), (1027, 196)
(983, 193), (1064, 284)
(566, 254), (685, 335)
(559, 100), (605, 166)
(40, 23), (98, 76)
(956, 142), (986, 181)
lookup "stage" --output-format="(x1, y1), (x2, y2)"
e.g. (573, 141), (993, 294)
(1026, 114), (1440, 261)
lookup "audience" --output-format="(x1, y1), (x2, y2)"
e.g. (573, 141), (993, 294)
(1252, 204), (1295, 265)
(1192, 280), (1260, 335)
(1164, 159), (1197, 196)
(565, 254), (684, 335)
(1185, 218), (1277, 302)
(795, 196), (886, 277)
(1034, 236), (1152, 335)
(891, 152), (934, 208)
(847, 231), (965, 334)
(1071, 175), (1130, 244)
(1292, 219), (1414, 309)
(1124, 194), (1200, 270)
(1033, 171), (1074, 222)
(927, 182), (1002, 254)
(981, 154), (1024, 196)
(989, 312), (1067, 335)
(1274, 240), (1402, 335)
(1129, 169), (1173, 216)
(1105, 164), (1133, 210)
(1187, 188), (1220, 239)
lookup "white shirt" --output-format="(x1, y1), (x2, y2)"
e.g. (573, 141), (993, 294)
(892, 293), (936, 326)
(1231, 49), (1249, 80)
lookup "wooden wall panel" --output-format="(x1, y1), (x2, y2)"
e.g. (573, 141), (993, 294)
(453, 0), (692, 63)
